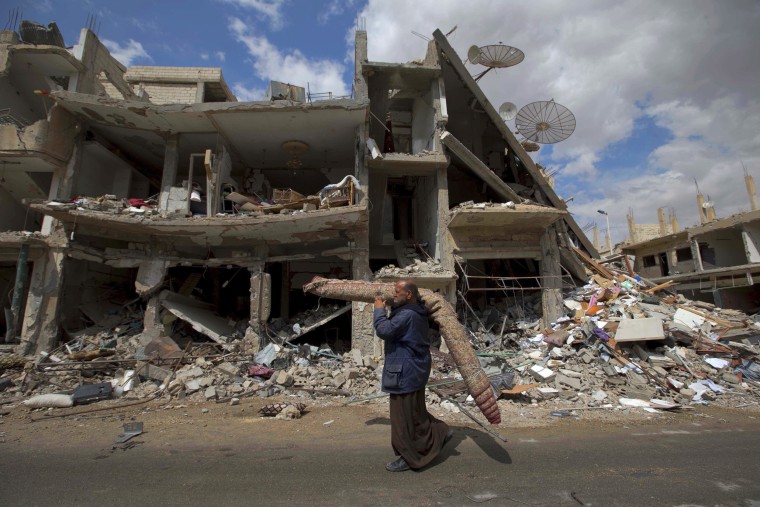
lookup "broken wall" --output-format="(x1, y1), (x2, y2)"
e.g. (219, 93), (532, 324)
(672, 247), (696, 274)
(138, 83), (198, 105)
(698, 229), (747, 268)
(72, 29), (138, 100)
(742, 222), (760, 263)
(411, 90), (435, 153)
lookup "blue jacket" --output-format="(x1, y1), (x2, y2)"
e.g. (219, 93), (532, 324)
(374, 302), (431, 394)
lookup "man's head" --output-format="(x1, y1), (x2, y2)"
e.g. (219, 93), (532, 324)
(392, 280), (420, 307)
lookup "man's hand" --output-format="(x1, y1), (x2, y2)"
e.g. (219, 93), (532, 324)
(374, 295), (385, 309)
(427, 300), (442, 316)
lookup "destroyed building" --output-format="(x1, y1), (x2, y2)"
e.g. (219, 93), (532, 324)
(621, 176), (760, 313)
(0, 22), (596, 358)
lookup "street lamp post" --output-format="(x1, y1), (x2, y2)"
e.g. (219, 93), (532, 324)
(597, 209), (612, 256)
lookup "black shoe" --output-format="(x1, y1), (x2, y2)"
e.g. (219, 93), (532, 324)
(385, 456), (410, 472)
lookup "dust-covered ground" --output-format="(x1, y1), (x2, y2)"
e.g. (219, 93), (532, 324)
(2, 395), (760, 507)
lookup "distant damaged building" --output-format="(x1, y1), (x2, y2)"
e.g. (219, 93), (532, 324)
(623, 200), (760, 313)
(0, 23), (596, 357)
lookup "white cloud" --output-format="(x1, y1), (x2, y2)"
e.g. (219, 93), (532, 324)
(354, 0), (760, 243)
(221, 0), (286, 30)
(229, 17), (349, 96)
(232, 83), (266, 101)
(318, 0), (357, 25)
(36, 0), (53, 13)
(130, 17), (160, 33)
(215, 51), (226, 62)
(200, 52), (210, 61)
(102, 39), (152, 66)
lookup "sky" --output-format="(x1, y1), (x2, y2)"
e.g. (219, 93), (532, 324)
(17, 0), (760, 245)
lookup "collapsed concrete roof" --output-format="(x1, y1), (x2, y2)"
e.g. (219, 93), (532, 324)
(431, 30), (598, 257)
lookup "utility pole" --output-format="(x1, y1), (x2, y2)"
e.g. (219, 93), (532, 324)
(597, 209), (612, 256)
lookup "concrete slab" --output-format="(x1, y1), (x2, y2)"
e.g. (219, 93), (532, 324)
(160, 290), (236, 344)
(614, 318), (665, 342)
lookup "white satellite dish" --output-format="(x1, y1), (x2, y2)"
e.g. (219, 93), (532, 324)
(498, 102), (517, 122)
(702, 201), (714, 209)
(467, 45), (482, 64)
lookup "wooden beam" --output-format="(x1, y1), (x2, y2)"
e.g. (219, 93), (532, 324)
(439, 131), (522, 203)
(573, 247), (615, 279)
(643, 280), (676, 293)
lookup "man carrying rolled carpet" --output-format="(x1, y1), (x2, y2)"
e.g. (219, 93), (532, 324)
(374, 280), (453, 472)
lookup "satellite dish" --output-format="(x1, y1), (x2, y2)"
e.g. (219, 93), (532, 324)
(498, 102), (517, 121)
(470, 43), (524, 81)
(515, 100), (576, 144)
(477, 44), (525, 68)
(467, 45), (482, 64)
(702, 201), (714, 209)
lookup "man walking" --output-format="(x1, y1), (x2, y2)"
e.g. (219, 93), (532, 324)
(374, 280), (452, 472)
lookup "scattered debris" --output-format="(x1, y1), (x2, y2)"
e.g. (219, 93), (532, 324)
(115, 422), (144, 444)
(259, 402), (306, 417)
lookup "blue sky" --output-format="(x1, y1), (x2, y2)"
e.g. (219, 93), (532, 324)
(20, 0), (760, 245)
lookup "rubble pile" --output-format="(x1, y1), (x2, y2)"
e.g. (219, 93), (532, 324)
(48, 195), (159, 216)
(452, 272), (760, 415)
(374, 241), (449, 278)
(0, 313), (386, 409)
(374, 258), (447, 278)
(452, 200), (518, 211)
(1, 255), (759, 421)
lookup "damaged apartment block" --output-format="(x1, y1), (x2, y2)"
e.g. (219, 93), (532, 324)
(0, 21), (596, 359)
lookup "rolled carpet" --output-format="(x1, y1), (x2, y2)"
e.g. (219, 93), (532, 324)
(303, 277), (500, 424)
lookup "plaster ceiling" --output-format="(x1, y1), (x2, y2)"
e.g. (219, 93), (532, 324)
(52, 92), (367, 172)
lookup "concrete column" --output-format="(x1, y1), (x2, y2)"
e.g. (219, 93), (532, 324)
(142, 295), (164, 341)
(159, 134), (179, 213)
(691, 239), (704, 272)
(349, 235), (376, 355)
(539, 226), (563, 328)
(657, 208), (667, 236)
(746, 173), (759, 211)
(17, 247), (66, 356)
(19, 130), (82, 353)
(435, 165), (451, 269)
(626, 213), (636, 244)
(195, 82), (205, 103)
(353, 30), (368, 100)
(245, 265), (270, 353)
(249, 268), (271, 325)
(43, 135), (83, 235)
(697, 193), (708, 224)
(5, 242), (29, 343)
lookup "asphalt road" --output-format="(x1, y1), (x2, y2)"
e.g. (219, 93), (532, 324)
(2, 406), (759, 507)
